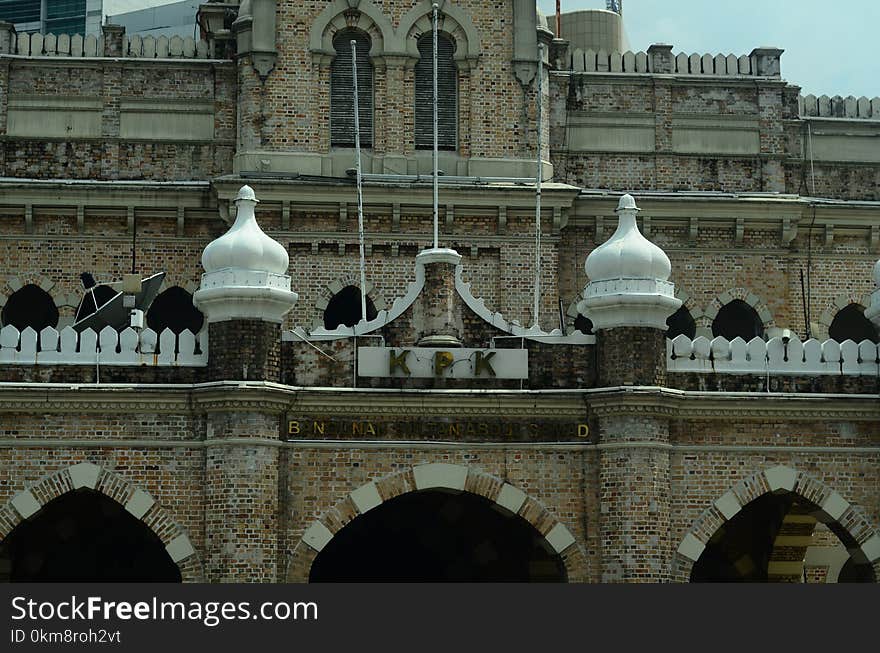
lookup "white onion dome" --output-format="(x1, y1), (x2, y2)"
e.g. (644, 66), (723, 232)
(201, 185), (289, 275)
(584, 194), (671, 283)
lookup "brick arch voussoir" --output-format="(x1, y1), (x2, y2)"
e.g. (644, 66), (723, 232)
(673, 464), (880, 582)
(287, 463), (584, 582)
(815, 293), (874, 341)
(0, 462), (204, 582)
(705, 286), (775, 329)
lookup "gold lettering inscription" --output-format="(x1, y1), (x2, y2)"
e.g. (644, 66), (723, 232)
(434, 351), (454, 377)
(389, 349), (411, 376)
(577, 424), (590, 438)
(288, 421), (300, 436)
(474, 351), (496, 377)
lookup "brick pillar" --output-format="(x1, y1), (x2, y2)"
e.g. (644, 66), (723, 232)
(202, 404), (283, 582)
(414, 248), (464, 347)
(595, 404), (672, 582)
(0, 21), (15, 55)
(597, 327), (667, 386)
(647, 43), (674, 74)
(207, 319), (281, 382)
(101, 24), (125, 57)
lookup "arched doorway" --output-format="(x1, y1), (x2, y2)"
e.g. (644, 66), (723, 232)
(690, 491), (875, 583)
(309, 489), (567, 582)
(0, 489), (181, 582)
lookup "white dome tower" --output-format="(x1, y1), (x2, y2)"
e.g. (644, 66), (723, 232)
(193, 185), (298, 323)
(580, 194), (680, 330)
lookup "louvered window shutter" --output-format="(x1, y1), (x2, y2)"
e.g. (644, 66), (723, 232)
(415, 34), (457, 150)
(331, 30), (374, 147)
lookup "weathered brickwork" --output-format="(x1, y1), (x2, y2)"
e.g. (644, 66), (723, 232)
(597, 328), (666, 387)
(207, 320), (282, 382)
(0, 3), (878, 585)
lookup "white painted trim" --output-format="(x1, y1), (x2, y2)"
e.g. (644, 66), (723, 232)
(677, 533), (706, 562)
(303, 522), (335, 552)
(412, 462), (468, 491)
(10, 490), (41, 519)
(165, 534), (196, 563)
(68, 462), (101, 489)
(545, 523), (577, 554)
(820, 492), (850, 521)
(714, 491), (742, 520)
(764, 465), (797, 492)
(495, 483), (527, 514)
(124, 489), (156, 520)
(349, 482), (383, 514)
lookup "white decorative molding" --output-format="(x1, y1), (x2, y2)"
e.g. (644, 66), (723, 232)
(412, 462), (468, 491)
(165, 534), (196, 564)
(0, 325), (207, 367)
(68, 462), (101, 489)
(667, 334), (879, 377)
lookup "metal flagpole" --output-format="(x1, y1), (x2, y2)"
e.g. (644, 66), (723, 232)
(351, 40), (368, 324)
(432, 2), (439, 249)
(533, 43), (544, 328)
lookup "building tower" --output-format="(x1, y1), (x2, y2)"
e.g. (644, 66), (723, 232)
(582, 193), (681, 581)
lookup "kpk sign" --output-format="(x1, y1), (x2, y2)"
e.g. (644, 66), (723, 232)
(357, 347), (528, 379)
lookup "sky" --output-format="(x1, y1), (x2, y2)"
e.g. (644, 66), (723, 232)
(538, 0), (878, 97)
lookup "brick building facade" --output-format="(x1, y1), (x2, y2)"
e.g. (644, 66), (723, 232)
(0, 1), (878, 583)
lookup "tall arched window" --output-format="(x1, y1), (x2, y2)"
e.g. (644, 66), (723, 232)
(829, 304), (877, 343)
(1, 284), (59, 332)
(415, 33), (457, 150)
(331, 30), (374, 148)
(712, 299), (764, 341)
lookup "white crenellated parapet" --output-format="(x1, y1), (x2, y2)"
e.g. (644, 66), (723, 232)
(800, 94), (880, 120)
(667, 335), (879, 376)
(0, 325), (207, 367)
(12, 31), (212, 59)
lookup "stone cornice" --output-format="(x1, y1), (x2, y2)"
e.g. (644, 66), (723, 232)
(585, 387), (880, 421)
(289, 390), (588, 419)
(0, 385), (192, 413)
(191, 383), (298, 413)
(0, 383), (876, 422)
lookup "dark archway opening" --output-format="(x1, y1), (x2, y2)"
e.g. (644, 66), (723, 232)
(323, 285), (378, 330)
(0, 489), (181, 582)
(666, 305), (696, 339)
(828, 304), (877, 344)
(574, 314), (594, 335)
(309, 490), (567, 582)
(712, 299), (764, 341)
(690, 492), (875, 583)
(147, 287), (204, 335)
(1, 284), (59, 332)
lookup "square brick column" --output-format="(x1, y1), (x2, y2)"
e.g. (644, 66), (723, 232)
(593, 399), (673, 582)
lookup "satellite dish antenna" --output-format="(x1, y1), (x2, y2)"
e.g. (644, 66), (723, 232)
(72, 271), (166, 333)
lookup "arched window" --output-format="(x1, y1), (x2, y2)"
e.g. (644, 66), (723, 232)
(712, 299), (764, 341)
(0, 489), (181, 582)
(415, 33), (457, 150)
(573, 314), (593, 335)
(331, 29), (373, 148)
(147, 287), (204, 335)
(828, 304), (877, 343)
(323, 286), (378, 330)
(666, 306), (696, 339)
(1, 284), (59, 332)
